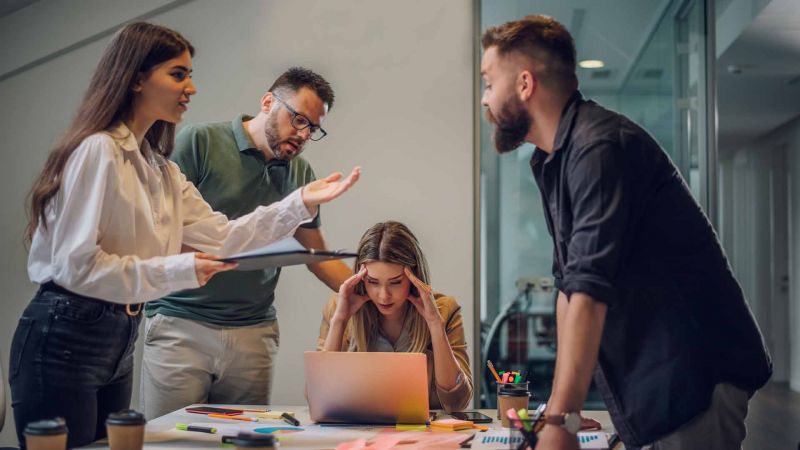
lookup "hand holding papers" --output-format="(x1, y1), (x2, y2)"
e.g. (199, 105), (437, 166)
(220, 237), (356, 271)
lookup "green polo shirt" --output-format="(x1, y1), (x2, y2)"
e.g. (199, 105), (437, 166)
(145, 114), (320, 325)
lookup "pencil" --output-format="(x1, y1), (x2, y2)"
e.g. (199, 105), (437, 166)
(487, 360), (502, 383)
(207, 413), (258, 422)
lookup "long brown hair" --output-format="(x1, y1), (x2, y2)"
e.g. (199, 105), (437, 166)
(348, 221), (432, 353)
(26, 22), (194, 242)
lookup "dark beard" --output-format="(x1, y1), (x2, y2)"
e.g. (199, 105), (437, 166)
(263, 114), (284, 160)
(486, 97), (531, 154)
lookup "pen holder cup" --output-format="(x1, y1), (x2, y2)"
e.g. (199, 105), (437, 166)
(497, 382), (530, 427)
(508, 419), (537, 449)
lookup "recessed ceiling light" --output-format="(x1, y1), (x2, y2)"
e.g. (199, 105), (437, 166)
(579, 59), (605, 69)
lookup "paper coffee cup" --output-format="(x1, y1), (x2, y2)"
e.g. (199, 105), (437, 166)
(106, 409), (146, 450)
(24, 418), (68, 450)
(497, 384), (530, 428)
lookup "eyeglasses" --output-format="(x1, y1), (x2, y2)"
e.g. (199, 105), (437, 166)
(272, 94), (327, 141)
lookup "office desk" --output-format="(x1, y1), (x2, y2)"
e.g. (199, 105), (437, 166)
(82, 405), (621, 449)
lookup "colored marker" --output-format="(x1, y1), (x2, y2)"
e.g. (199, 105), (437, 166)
(486, 360), (502, 383)
(514, 373), (521, 383)
(281, 412), (300, 427)
(517, 408), (532, 431)
(208, 413), (258, 422)
(501, 372), (510, 383)
(175, 422), (216, 433)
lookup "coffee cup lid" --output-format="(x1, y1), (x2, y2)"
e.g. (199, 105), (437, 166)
(24, 418), (67, 436)
(498, 386), (530, 396)
(232, 432), (277, 447)
(106, 409), (146, 426)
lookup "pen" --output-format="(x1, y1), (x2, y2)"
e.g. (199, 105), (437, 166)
(241, 408), (268, 413)
(507, 409), (537, 449)
(486, 360), (502, 383)
(175, 422), (217, 433)
(208, 413), (258, 422)
(281, 412), (300, 427)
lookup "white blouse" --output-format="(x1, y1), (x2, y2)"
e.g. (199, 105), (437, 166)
(28, 123), (313, 304)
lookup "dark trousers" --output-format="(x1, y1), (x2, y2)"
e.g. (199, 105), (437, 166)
(8, 283), (141, 449)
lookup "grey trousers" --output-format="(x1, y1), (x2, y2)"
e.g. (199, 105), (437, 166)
(641, 383), (750, 450)
(140, 314), (279, 420)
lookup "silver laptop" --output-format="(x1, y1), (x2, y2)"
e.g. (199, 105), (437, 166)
(304, 351), (429, 424)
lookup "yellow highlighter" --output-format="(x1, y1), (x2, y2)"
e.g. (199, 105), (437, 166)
(257, 411), (296, 420)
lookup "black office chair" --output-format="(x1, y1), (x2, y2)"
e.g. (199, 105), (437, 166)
(1, 353), (20, 449)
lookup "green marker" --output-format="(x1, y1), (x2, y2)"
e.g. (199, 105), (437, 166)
(517, 408), (532, 432)
(176, 422), (217, 434)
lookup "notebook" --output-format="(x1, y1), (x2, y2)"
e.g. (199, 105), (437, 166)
(220, 237), (356, 271)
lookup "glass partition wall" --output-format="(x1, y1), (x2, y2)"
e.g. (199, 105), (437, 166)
(477, 0), (713, 408)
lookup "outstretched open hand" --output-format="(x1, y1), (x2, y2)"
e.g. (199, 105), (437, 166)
(301, 167), (361, 210)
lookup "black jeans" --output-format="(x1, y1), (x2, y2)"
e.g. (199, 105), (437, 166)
(9, 283), (141, 449)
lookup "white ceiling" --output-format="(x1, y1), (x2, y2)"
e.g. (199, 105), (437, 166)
(717, 0), (800, 151)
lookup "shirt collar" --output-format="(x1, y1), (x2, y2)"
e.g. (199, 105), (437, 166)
(530, 90), (583, 167)
(232, 113), (258, 153)
(106, 122), (139, 153)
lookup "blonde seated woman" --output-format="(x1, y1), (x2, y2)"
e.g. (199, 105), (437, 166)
(318, 221), (472, 412)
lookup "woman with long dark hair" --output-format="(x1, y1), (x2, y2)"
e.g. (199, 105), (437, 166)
(10, 22), (358, 448)
(318, 221), (473, 412)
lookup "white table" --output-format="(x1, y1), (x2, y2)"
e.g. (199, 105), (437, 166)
(82, 405), (621, 449)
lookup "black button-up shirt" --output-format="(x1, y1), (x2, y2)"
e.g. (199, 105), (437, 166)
(531, 91), (772, 447)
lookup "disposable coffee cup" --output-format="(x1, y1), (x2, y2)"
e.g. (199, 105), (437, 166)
(106, 409), (146, 450)
(231, 431), (279, 450)
(24, 418), (68, 450)
(497, 382), (530, 428)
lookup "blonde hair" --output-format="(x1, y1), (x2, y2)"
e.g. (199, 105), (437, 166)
(347, 221), (431, 353)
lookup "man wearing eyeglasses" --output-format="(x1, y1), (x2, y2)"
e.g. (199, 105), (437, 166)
(140, 67), (352, 419)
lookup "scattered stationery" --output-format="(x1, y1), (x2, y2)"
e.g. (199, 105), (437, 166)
(486, 360), (502, 383)
(577, 432), (613, 449)
(252, 426), (304, 434)
(257, 410), (296, 420)
(281, 412), (301, 426)
(430, 418), (473, 431)
(208, 413), (258, 422)
(470, 430), (525, 450)
(429, 418), (488, 432)
(175, 422), (216, 434)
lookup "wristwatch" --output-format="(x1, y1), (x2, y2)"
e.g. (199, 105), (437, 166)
(543, 411), (581, 434)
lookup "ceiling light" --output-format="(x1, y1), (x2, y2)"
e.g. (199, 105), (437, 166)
(579, 59), (605, 69)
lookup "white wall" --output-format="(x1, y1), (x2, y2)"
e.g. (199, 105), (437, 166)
(0, 0), (475, 445)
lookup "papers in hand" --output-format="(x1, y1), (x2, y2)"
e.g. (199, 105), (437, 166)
(220, 237), (357, 271)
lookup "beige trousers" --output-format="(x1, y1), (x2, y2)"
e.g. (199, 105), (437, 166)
(641, 383), (750, 450)
(140, 314), (279, 419)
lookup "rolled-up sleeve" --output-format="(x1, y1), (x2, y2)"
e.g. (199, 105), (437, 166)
(561, 141), (629, 306)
